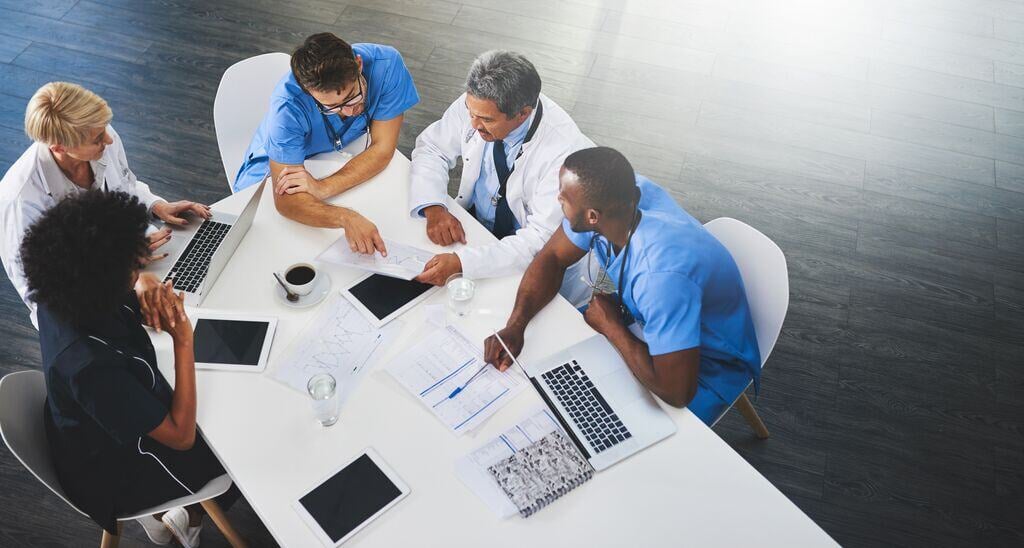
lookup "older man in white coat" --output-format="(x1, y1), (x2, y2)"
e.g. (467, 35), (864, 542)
(408, 51), (593, 306)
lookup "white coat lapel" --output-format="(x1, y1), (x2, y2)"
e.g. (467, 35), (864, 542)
(456, 133), (486, 207)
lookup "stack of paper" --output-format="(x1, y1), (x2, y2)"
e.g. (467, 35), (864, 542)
(385, 325), (524, 435)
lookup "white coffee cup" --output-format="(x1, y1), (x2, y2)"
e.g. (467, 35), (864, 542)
(279, 262), (319, 297)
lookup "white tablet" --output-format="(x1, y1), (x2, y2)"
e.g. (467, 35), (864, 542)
(191, 311), (277, 372)
(341, 272), (438, 327)
(293, 448), (410, 546)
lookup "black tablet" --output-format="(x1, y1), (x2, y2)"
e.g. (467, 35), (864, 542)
(341, 273), (438, 326)
(294, 449), (409, 545)
(191, 313), (277, 372)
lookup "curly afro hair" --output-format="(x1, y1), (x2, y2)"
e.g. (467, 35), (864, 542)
(20, 190), (150, 328)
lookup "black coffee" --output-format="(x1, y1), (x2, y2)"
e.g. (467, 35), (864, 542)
(286, 266), (315, 285)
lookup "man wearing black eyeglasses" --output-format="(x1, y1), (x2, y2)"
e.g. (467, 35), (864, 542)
(235, 33), (419, 254)
(484, 147), (762, 425)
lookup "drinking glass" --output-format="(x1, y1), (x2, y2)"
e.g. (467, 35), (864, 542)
(307, 373), (340, 427)
(446, 273), (475, 317)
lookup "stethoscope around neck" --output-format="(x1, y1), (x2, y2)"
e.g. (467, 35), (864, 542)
(584, 204), (642, 321)
(321, 109), (371, 153)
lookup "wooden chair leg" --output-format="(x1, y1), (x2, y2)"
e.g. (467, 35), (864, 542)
(735, 393), (770, 439)
(200, 499), (248, 548)
(99, 521), (123, 548)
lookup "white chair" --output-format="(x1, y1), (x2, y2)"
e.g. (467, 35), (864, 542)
(0, 370), (247, 547)
(704, 218), (789, 439)
(213, 52), (292, 192)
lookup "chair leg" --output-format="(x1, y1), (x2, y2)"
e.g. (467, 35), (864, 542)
(735, 393), (770, 439)
(200, 499), (248, 548)
(99, 522), (123, 548)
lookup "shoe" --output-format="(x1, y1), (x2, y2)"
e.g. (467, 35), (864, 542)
(161, 506), (202, 548)
(136, 514), (172, 545)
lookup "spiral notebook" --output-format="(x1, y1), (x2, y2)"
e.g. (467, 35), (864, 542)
(455, 409), (594, 518)
(488, 430), (594, 518)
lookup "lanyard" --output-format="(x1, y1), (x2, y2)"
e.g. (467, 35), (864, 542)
(322, 111), (370, 152)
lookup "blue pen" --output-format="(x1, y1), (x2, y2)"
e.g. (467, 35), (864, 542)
(446, 362), (491, 399)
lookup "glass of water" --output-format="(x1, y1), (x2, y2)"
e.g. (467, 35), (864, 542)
(307, 373), (340, 427)
(446, 273), (475, 317)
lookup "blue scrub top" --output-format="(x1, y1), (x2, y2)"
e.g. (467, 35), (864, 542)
(563, 175), (762, 423)
(233, 43), (420, 192)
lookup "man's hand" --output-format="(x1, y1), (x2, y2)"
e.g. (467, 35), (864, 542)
(584, 293), (628, 336)
(342, 210), (387, 255)
(483, 325), (525, 372)
(146, 227), (172, 262)
(153, 200), (211, 226)
(136, 274), (184, 333)
(275, 166), (325, 199)
(423, 205), (466, 246)
(414, 252), (461, 286)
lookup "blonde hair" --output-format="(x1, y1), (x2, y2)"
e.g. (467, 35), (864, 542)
(24, 82), (112, 148)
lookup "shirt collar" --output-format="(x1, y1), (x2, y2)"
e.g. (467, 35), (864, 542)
(502, 108), (535, 147)
(36, 142), (109, 199)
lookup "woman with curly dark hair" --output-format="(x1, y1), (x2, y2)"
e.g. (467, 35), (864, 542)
(21, 190), (233, 547)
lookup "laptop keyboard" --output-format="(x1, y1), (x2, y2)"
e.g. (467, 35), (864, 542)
(162, 220), (232, 294)
(541, 360), (632, 454)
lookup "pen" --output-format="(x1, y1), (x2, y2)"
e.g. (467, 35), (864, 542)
(492, 329), (528, 376)
(446, 361), (490, 399)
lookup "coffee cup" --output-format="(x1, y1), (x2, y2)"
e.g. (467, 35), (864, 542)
(279, 262), (319, 297)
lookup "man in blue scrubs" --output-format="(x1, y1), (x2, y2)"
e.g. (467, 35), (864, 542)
(235, 33), (419, 254)
(484, 147), (762, 424)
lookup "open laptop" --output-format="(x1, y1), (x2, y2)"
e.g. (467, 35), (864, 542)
(517, 334), (677, 472)
(144, 179), (265, 306)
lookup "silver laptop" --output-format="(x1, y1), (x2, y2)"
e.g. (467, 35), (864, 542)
(520, 334), (677, 472)
(144, 180), (265, 306)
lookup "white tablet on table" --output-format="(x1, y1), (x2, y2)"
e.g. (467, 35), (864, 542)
(341, 272), (438, 327)
(293, 448), (410, 546)
(191, 311), (277, 372)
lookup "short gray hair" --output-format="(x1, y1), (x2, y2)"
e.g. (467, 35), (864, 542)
(465, 51), (541, 118)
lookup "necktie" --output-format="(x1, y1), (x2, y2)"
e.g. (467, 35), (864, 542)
(491, 139), (516, 239)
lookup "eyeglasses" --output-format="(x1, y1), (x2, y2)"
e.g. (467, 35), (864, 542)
(317, 76), (365, 116)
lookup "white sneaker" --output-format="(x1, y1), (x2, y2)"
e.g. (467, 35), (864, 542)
(161, 506), (202, 548)
(136, 514), (172, 545)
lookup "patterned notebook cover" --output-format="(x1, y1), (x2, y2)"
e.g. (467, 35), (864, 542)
(487, 430), (595, 518)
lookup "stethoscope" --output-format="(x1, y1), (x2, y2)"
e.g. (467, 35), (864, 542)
(584, 204), (642, 322)
(322, 109), (371, 153)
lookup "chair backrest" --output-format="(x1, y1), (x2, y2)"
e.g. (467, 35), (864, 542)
(704, 218), (789, 368)
(213, 52), (292, 192)
(0, 370), (86, 516)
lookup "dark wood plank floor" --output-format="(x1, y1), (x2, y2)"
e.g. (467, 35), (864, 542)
(1, 0), (1022, 546)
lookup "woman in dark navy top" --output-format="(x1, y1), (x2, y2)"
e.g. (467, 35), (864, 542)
(21, 191), (230, 547)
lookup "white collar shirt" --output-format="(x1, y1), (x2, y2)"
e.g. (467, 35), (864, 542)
(0, 125), (163, 328)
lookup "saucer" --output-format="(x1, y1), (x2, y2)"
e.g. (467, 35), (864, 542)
(274, 272), (331, 309)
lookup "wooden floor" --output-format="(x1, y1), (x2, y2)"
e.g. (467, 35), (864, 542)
(1, 0), (1022, 546)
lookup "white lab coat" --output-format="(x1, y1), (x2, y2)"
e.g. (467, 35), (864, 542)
(409, 93), (594, 306)
(0, 125), (164, 327)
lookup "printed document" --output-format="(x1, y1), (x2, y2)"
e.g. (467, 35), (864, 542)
(385, 325), (524, 435)
(316, 237), (434, 280)
(272, 294), (400, 407)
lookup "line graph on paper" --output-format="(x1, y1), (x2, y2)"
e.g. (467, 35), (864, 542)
(315, 237), (434, 280)
(272, 294), (401, 398)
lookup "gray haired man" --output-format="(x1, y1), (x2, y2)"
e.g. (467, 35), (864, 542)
(408, 51), (593, 306)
